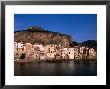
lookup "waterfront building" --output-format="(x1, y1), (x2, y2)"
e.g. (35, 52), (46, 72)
(40, 50), (46, 60)
(33, 43), (45, 51)
(44, 44), (57, 59)
(74, 46), (79, 59)
(33, 45), (40, 60)
(14, 41), (97, 61)
(25, 43), (33, 60)
(78, 46), (85, 59)
(14, 42), (26, 60)
(61, 47), (74, 60)
(88, 48), (96, 59)
(62, 48), (68, 60)
(67, 48), (74, 59)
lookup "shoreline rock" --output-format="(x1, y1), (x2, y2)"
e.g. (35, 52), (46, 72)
(14, 59), (97, 64)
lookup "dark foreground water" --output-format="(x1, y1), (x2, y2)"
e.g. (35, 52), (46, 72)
(14, 61), (97, 76)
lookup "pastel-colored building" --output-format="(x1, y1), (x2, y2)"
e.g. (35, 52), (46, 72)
(33, 43), (45, 51)
(14, 41), (97, 61)
(44, 44), (57, 59)
(61, 47), (74, 59)
(14, 42), (26, 60)
(74, 46), (79, 59)
(88, 48), (96, 59)
(78, 46), (85, 59)
(67, 48), (74, 59)
(25, 43), (33, 60)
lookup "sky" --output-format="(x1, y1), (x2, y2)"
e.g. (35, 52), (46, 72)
(14, 14), (97, 43)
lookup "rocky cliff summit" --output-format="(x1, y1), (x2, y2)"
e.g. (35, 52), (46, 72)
(14, 26), (72, 47)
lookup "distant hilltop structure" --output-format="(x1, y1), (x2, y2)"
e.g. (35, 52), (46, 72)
(14, 26), (72, 47)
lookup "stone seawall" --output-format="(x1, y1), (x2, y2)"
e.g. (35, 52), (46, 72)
(14, 58), (97, 64)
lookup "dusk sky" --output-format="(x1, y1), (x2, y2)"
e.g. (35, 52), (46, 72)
(14, 14), (97, 43)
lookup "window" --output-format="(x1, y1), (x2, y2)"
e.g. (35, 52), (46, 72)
(48, 48), (50, 53)
(16, 47), (18, 51)
(22, 48), (24, 51)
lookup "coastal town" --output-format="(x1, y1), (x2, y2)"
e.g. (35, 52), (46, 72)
(14, 26), (97, 63)
(14, 15), (97, 76)
(14, 42), (97, 63)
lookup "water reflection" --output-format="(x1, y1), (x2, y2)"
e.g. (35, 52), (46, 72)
(14, 61), (97, 76)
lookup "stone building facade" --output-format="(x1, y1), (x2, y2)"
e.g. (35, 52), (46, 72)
(14, 42), (97, 61)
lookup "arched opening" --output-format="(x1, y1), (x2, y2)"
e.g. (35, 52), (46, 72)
(20, 53), (26, 59)
(34, 47), (40, 51)
(55, 54), (61, 60)
(64, 54), (69, 60)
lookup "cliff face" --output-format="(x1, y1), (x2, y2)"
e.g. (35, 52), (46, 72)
(14, 26), (72, 47)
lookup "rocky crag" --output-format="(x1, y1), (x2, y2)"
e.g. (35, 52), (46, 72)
(14, 26), (72, 47)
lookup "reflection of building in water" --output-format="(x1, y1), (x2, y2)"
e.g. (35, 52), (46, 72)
(14, 42), (97, 60)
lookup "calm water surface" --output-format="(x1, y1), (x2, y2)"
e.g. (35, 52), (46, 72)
(14, 61), (97, 76)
